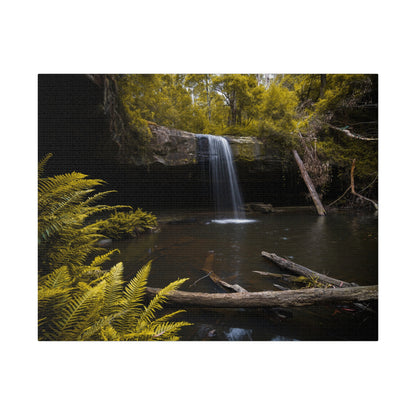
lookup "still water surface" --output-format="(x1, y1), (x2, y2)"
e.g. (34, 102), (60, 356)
(111, 210), (378, 341)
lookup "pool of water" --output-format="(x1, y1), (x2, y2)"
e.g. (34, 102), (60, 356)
(110, 209), (378, 341)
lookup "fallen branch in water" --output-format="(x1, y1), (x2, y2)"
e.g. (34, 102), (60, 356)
(201, 251), (247, 293)
(261, 251), (355, 287)
(253, 270), (294, 279)
(273, 283), (290, 291)
(146, 285), (378, 308)
(189, 271), (212, 288)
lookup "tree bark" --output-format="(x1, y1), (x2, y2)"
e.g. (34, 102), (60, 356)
(146, 285), (378, 308)
(261, 251), (355, 287)
(292, 149), (327, 216)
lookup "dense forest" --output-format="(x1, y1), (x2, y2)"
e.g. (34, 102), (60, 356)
(98, 74), (378, 204)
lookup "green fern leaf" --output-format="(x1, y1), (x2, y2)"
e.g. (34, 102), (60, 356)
(89, 249), (120, 268)
(138, 278), (188, 324)
(101, 262), (125, 316)
(53, 281), (106, 340)
(111, 262), (152, 332)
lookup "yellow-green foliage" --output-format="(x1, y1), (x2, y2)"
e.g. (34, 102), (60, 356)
(100, 208), (158, 240)
(38, 155), (191, 341)
(38, 261), (191, 341)
(292, 275), (332, 289)
(38, 160), (122, 274)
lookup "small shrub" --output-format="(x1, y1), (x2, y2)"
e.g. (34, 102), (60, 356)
(100, 208), (158, 240)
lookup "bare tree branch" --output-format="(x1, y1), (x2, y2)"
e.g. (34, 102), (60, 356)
(327, 124), (378, 141)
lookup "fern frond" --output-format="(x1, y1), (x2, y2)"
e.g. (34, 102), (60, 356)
(152, 309), (188, 324)
(101, 263), (125, 316)
(126, 321), (192, 341)
(38, 287), (72, 307)
(38, 153), (53, 177)
(52, 281), (106, 340)
(149, 321), (193, 341)
(111, 261), (152, 332)
(79, 314), (124, 340)
(38, 266), (72, 289)
(123, 261), (152, 306)
(38, 172), (100, 193)
(79, 190), (118, 207)
(138, 278), (188, 325)
(89, 249), (120, 268)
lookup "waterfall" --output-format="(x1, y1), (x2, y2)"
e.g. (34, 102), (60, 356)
(197, 134), (249, 223)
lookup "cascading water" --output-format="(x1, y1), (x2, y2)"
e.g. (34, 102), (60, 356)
(197, 134), (253, 223)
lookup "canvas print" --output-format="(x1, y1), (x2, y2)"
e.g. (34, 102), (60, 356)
(38, 74), (378, 341)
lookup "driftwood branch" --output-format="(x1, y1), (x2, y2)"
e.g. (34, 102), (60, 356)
(261, 251), (355, 287)
(202, 252), (290, 319)
(146, 285), (378, 308)
(327, 185), (352, 207)
(252, 270), (294, 279)
(351, 159), (378, 210)
(327, 124), (378, 141)
(201, 252), (247, 293)
(327, 170), (378, 208)
(273, 283), (290, 291)
(292, 149), (326, 216)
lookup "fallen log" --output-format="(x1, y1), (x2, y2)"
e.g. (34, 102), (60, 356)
(261, 251), (355, 287)
(146, 285), (378, 308)
(293, 149), (326, 216)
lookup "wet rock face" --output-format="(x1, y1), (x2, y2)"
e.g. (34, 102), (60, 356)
(146, 124), (197, 166)
(226, 136), (267, 162)
(130, 124), (279, 168)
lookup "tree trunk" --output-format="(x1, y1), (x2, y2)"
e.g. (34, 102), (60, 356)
(146, 285), (378, 308)
(292, 149), (327, 216)
(320, 74), (327, 99)
(261, 251), (355, 287)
